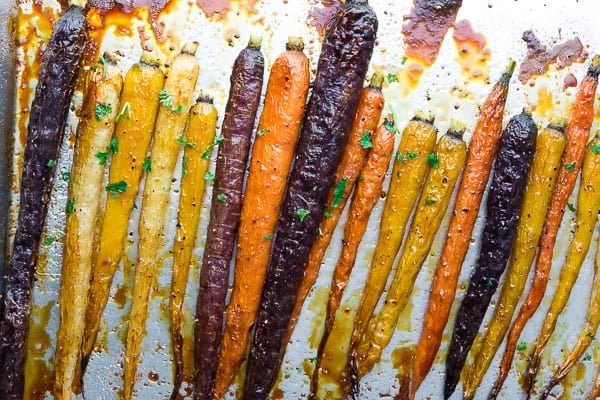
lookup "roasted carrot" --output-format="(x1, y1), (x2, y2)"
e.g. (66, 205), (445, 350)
(533, 131), (600, 399)
(194, 36), (264, 400)
(213, 37), (308, 399)
(311, 117), (395, 398)
(349, 110), (438, 355)
(0, 2), (87, 397)
(244, 1), (378, 397)
(461, 120), (567, 400)
(81, 51), (165, 372)
(286, 71), (384, 347)
(355, 121), (467, 377)
(589, 373), (600, 400)
(444, 110), (537, 400)
(54, 54), (122, 400)
(123, 42), (199, 400)
(489, 55), (600, 399)
(411, 59), (515, 399)
(170, 96), (218, 400)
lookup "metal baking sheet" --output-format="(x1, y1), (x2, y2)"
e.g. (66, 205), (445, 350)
(4, 0), (600, 399)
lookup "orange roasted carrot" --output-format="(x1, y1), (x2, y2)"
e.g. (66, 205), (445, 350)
(285, 72), (384, 346)
(410, 59), (516, 399)
(311, 117), (395, 398)
(213, 37), (310, 399)
(489, 54), (600, 399)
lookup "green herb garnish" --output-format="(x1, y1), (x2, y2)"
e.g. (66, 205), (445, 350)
(386, 73), (398, 83)
(66, 198), (75, 216)
(95, 103), (113, 121)
(516, 341), (527, 351)
(202, 135), (224, 159)
(142, 158), (152, 172)
(178, 135), (196, 148)
(396, 150), (405, 163)
(203, 171), (215, 182)
(109, 138), (119, 154)
(587, 332), (596, 340)
(47, 159), (56, 168)
(567, 203), (576, 212)
(95, 151), (110, 165)
(427, 153), (439, 168)
(172, 104), (184, 114)
(182, 156), (189, 178)
(61, 171), (71, 182)
(323, 210), (333, 218)
(257, 128), (268, 137)
(331, 178), (348, 209)
(406, 151), (418, 160)
(115, 101), (131, 122)
(564, 162), (576, 172)
(296, 208), (310, 222)
(360, 130), (373, 149)
(159, 89), (175, 108)
(592, 143), (600, 154)
(264, 233), (272, 240)
(425, 197), (437, 205)
(43, 236), (56, 246)
(583, 354), (592, 361)
(105, 180), (128, 198)
(217, 193), (227, 203)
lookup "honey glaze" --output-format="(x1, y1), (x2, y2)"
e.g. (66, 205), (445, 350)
(452, 19), (490, 82)
(23, 301), (56, 400)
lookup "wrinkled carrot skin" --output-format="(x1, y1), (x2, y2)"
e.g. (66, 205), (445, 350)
(123, 43), (199, 400)
(311, 119), (395, 399)
(489, 55), (600, 399)
(461, 122), (567, 400)
(526, 131), (600, 396)
(356, 124), (467, 377)
(170, 98), (217, 400)
(54, 60), (122, 400)
(411, 60), (515, 399)
(286, 72), (384, 347)
(213, 38), (309, 399)
(82, 54), (165, 369)
(350, 112), (438, 354)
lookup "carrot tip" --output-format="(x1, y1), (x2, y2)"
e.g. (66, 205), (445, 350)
(547, 117), (567, 131)
(140, 50), (164, 67)
(101, 51), (120, 65)
(182, 41), (200, 56)
(286, 36), (305, 52)
(369, 71), (385, 89)
(197, 93), (214, 104)
(413, 109), (435, 125)
(501, 59), (516, 83)
(248, 35), (263, 49)
(588, 54), (600, 77)
(448, 119), (466, 138)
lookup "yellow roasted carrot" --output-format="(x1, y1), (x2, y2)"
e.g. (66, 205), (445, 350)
(169, 96), (217, 400)
(54, 55), (122, 400)
(286, 72), (384, 347)
(349, 111), (438, 354)
(525, 130), (600, 395)
(312, 117), (395, 399)
(81, 52), (165, 369)
(123, 42), (199, 400)
(355, 121), (467, 377)
(461, 120), (567, 400)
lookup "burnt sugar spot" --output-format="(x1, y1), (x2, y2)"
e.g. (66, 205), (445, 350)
(452, 19), (491, 81)
(308, 0), (340, 36)
(402, 0), (463, 66)
(519, 29), (587, 83)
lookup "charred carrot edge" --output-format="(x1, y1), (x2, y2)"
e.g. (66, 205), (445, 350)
(311, 117), (395, 399)
(54, 55), (122, 400)
(244, 1), (378, 397)
(81, 51), (165, 372)
(123, 43), (200, 400)
(532, 131), (600, 399)
(0, 4), (87, 397)
(349, 110), (438, 361)
(461, 120), (567, 400)
(411, 60), (515, 400)
(444, 110), (537, 400)
(213, 37), (308, 399)
(170, 96), (218, 400)
(355, 121), (467, 377)
(285, 71), (384, 348)
(489, 55), (600, 400)
(194, 36), (264, 400)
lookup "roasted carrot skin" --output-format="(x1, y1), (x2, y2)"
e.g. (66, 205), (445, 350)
(444, 110), (537, 399)
(311, 118), (395, 398)
(194, 37), (264, 400)
(531, 131), (600, 398)
(355, 122), (467, 377)
(170, 97), (218, 400)
(489, 55), (600, 399)
(286, 72), (384, 348)
(461, 121), (567, 400)
(244, 1), (378, 398)
(411, 60), (515, 399)
(0, 5), (87, 398)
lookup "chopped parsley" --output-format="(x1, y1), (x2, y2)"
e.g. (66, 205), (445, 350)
(396, 150), (405, 163)
(43, 236), (56, 246)
(386, 73), (398, 83)
(583, 354), (593, 361)
(567, 203), (576, 212)
(427, 153), (439, 169)
(142, 158), (152, 172)
(202, 135), (224, 159)
(307, 357), (318, 363)
(425, 197), (437, 205)
(217, 193), (227, 203)
(592, 143), (600, 154)
(61, 171), (71, 181)
(178, 135), (196, 148)
(172, 104), (184, 114)
(203, 171), (215, 182)
(105, 180), (128, 198)
(95, 150), (110, 165)
(384, 118), (398, 134)
(182, 156), (189, 177)
(98, 54), (107, 77)
(360, 130), (373, 149)
(564, 162), (576, 172)
(586, 332), (596, 340)
(66, 198), (76, 216)
(401, 55), (408, 65)
(331, 178), (348, 209)
(96, 138), (118, 165)
(516, 341), (527, 351)
(405, 151), (418, 160)
(264, 233), (272, 240)
(115, 101), (131, 122)
(256, 128), (268, 137)
(109, 138), (119, 154)
(485, 278), (493, 287)
(159, 89), (175, 108)
(323, 210), (333, 218)
(296, 208), (310, 222)
(95, 103), (112, 121)
(47, 159), (56, 168)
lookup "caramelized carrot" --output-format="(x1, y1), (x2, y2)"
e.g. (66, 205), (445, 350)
(170, 96), (218, 400)
(525, 130), (600, 396)
(286, 72), (384, 347)
(311, 117), (395, 398)
(213, 37), (309, 399)
(489, 55), (600, 399)
(411, 60), (515, 399)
